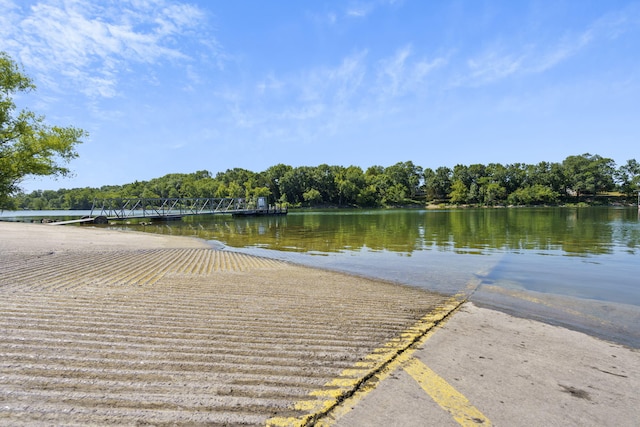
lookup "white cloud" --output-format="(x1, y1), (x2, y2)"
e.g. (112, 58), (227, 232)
(591, 2), (640, 40)
(215, 51), (371, 148)
(465, 50), (525, 85)
(0, 0), (216, 98)
(376, 45), (446, 97)
(457, 3), (640, 88)
(256, 74), (284, 95)
(296, 50), (368, 106)
(327, 52), (368, 104)
(344, 0), (395, 19)
(225, 44), (450, 146)
(0, 0), (20, 49)
(315, 0), (400, 28)
(346, 6), (370, 18)
(278, 104), (325, 121)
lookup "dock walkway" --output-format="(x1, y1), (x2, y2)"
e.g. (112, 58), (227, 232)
(50, 196), (287, 224)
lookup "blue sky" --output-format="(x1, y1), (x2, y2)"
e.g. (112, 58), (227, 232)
(1, 0), (639, 192)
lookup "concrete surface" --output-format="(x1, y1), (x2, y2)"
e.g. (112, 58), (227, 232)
(325, 302), (639, 427)
(1, 221), (638, 426)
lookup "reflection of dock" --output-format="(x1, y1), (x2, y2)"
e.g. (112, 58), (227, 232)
(50, 197), (287, 225)
(232, 207), (288, 217)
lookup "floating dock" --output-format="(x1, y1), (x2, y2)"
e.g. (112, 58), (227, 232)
(49, 197), (287, 225)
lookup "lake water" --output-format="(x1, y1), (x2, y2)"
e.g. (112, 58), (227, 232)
(3, 207), (639, 347)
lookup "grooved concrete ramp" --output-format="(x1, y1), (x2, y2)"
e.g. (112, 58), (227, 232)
(0, 240), (455, 426)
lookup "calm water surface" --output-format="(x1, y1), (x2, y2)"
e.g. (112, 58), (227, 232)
(3, 207), (639, 346)
(105, 207), (639, 301)
(132, 207), (640, 346)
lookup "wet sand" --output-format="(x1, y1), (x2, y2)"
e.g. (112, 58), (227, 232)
(1, 221), (638, 426)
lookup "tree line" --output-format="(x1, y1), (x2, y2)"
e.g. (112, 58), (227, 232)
(7, 153), (639, 210)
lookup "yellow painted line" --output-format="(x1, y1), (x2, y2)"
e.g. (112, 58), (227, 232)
(266, 287), (472, 427)
(313, 300), (462, 427)
(313, 279), (487, 426)
(403, 357), (492, 427)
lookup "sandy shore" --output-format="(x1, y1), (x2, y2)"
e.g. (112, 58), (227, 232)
(1, 221), (638, 426)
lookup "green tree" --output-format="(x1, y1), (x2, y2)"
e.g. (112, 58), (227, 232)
(529, 161), (565, 195)
(384, 183), (407, 204)
(477, 163), (509, 205)
(364, 165), (395, 205)
(616, 159), (640, 198)
(450, 163), (487, 204)
(334, 165), (364, 206)
(507, 184), (559, 205)
(0, 52), (86, 208)
(356, 184), (378, 207)
(563, 153), (615, 197)
(422, 168), (437, 200)
(449, 179), (468, 204)
(433, 166), (452, 200)
(302, 188), (322, 205)
(226, 181), (244, 198)
(215, 167), (253, 185)
(279, 167), (312, 205)
(385, 161), (423, 198)
(262, 163), (292, 203)
(478, 177), (506, 205)
(63, 187), (94, 209)
(502, 163), (528, 193)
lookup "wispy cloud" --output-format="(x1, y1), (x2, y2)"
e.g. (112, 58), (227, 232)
(376, 45), (446, 97)
(222, 50), (370, 145)
(346, 0), (402, 18)
(315, 0), (398, 24)
(326, 12), (337, 25)
(346, 4), (372, 18)
(456, 2), (640, 87)
(590, 1), (640, 40)
(464, 49), (525, 86)
(297, 50), (368, 106)
(225, 44), (447, 146)
(0, 0), (217, 98)
(256, 74), (284, 95)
